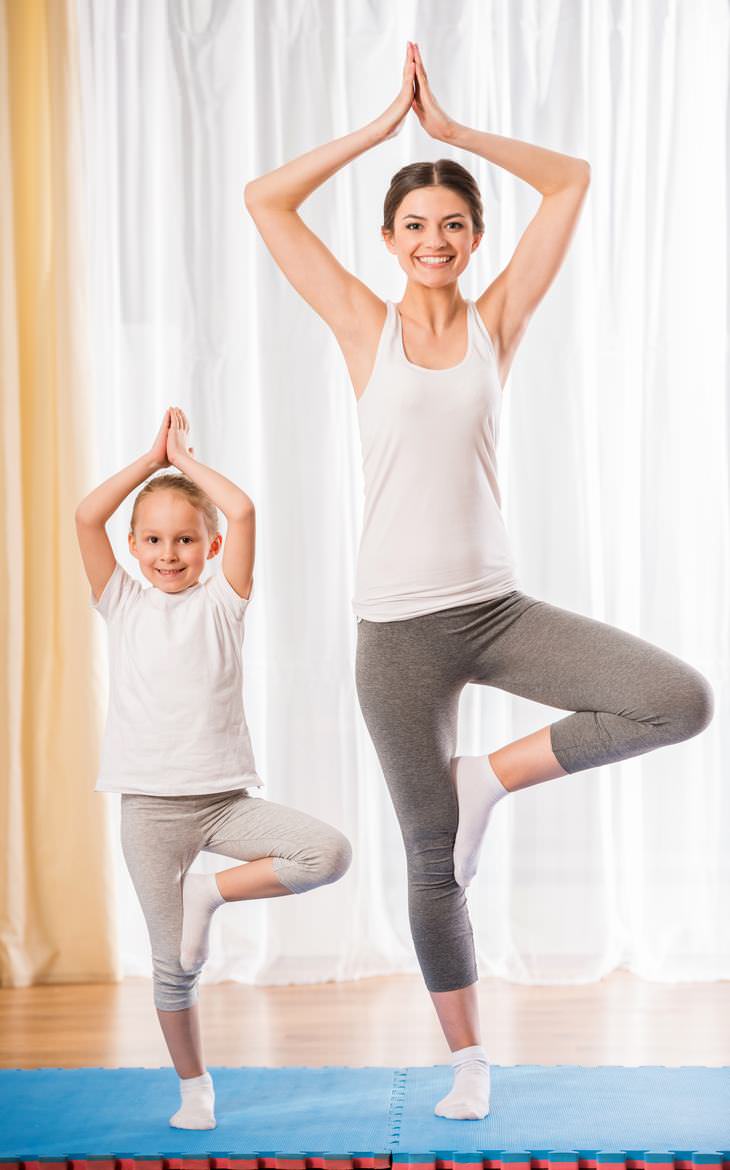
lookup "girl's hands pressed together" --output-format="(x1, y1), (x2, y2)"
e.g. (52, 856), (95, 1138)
(411, 42), (457, 142)
(166, 407), (195, 467)
(372, 41), (417, 142)
(148, 409), (172, 471)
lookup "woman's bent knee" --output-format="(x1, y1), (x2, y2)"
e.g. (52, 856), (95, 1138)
(665, 665), (714, 742)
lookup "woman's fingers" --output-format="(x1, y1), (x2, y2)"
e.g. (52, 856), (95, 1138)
(169, 405), (189, 433)
(414, 43), (429, 89)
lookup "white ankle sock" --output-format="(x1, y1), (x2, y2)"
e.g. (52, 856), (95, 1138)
(452, 755), (508, 888)
(169, 1069), (216, 1130)
(179, 871), (226, 973)
(434, 1043), (491, 1120)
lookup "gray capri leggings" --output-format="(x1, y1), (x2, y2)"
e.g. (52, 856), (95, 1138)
(121, 788), (352, 1011)
(355, 589), (714, 994)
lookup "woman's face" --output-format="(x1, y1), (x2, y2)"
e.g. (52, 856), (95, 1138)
(128, 490), (221, 592)
(382, 185), (482, 286)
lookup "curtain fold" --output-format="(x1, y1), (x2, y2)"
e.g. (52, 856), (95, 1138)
(0, 0), (119, 986)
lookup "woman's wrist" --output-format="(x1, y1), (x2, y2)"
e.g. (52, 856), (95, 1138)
(441, 121), (470, 147)
(363, 117), (395, 149)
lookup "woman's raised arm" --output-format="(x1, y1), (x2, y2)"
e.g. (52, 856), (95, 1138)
(411, 42), (590, 383)
(244, 44), (416, 343)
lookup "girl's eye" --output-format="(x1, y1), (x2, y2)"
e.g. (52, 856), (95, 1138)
(180, 537), (192, 544)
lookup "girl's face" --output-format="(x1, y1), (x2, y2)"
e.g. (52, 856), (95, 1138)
(128, 490), (221, 592)
(382, 185), (482, 286)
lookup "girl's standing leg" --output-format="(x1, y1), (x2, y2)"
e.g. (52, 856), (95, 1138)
(120, 793), (218, 1129)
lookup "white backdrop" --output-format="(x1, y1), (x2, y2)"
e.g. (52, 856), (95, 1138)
(75, 0), (729, 986)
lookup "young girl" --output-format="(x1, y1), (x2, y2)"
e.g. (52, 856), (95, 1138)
(75, 406), (352, 1131)
(244, 42), (714, 1120)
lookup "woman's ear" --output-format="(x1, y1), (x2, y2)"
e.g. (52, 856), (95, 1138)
(382, 229), (397, 255)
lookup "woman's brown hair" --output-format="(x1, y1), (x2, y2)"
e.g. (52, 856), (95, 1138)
(382, 159), (484, 236)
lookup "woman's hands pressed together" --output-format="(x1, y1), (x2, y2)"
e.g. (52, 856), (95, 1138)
(373, 41), (457, 145)
(411, 42), (458, 142)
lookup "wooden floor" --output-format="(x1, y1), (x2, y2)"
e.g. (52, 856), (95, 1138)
(2, 972), (730, 1068)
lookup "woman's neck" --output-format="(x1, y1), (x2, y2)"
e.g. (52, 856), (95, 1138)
(398, 281), (467, 331)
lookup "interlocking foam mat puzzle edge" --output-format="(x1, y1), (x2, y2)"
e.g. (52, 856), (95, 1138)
(1, 1065), (729, 1161)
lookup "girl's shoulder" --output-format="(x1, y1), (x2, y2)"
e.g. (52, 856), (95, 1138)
(91, 561), (141, 621)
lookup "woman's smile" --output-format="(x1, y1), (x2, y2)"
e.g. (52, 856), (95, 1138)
(415, 254), (454, 266)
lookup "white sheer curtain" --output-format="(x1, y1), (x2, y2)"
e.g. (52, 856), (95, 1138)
(75, 0), (729, 987)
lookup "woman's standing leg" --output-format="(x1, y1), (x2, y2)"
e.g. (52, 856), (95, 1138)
(355, 613), (492, 1119)
(455, 593), (714, 885)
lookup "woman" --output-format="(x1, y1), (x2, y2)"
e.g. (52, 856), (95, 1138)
(244, 43), (713, 1120)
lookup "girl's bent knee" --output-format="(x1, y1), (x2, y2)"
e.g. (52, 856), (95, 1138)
(326, 831), (353, 884)
(276, 829), (352, 894)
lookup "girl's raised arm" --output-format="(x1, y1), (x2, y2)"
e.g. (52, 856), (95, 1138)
(166, 409), (255, 601)
(244, 44), (416, 347)
(75, 411), (171, 602)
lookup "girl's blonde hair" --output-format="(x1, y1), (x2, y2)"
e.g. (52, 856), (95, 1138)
(130, 473), (219, 537)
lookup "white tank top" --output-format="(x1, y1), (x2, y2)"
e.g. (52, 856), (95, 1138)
(353, 298), (519, 622)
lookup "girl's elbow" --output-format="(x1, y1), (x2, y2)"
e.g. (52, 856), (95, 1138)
(230, 498), (255, 523)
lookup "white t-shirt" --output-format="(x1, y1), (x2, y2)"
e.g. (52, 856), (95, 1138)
(91, 561), (262, 796)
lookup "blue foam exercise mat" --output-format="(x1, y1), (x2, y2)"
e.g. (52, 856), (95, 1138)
(0, 1065), (728, 1160)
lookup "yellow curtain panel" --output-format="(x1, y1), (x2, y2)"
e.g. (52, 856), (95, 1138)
(0, 0), (119, 985)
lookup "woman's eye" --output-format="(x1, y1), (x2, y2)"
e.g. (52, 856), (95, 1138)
(404, 222), (463, 231)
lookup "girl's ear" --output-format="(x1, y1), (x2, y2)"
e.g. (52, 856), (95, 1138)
(207, 533), (223, 559)
(128, 531), (138, 560)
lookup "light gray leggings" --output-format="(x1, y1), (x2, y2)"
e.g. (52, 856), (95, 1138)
(121, 788), (352, 1011)
(355, 589), (714, 994)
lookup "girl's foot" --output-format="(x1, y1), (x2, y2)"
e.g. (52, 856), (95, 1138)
(180, 872), (225, 972)
(434, 1044), (491, 1119)
(169, 1069), (217, 1129)
(451, 755), (508, 887)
